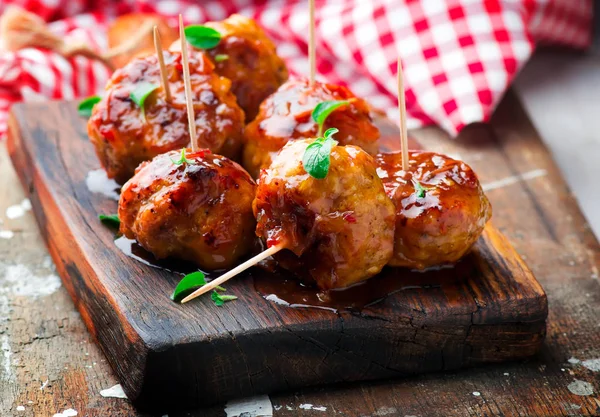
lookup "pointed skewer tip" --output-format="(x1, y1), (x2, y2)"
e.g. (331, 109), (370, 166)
(180, 243), (286, 304)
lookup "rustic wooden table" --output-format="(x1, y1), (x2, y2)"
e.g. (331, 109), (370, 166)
(0, 87), (599, 416)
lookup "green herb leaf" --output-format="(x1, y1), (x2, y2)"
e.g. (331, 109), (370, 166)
(312, 100), (349, 136)
(171, 148), (196, 166)
(214, 54), (229, 62)
(171, 271), (206, 302)
(98, 214), (120, 228)
(184, 25), (221, 49)
(78, 95), (101, 118)
(130, 82), (159, 122)
(302, 128), (339, 179)
(411, 178), (427, 198)
(211, 290), (238, 306)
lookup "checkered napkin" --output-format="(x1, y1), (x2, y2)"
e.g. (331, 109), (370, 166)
(0, 0), (592, 138)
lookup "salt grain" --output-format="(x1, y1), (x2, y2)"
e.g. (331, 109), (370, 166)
(0, 230), (14, 239)
(6, 199), (31, 219)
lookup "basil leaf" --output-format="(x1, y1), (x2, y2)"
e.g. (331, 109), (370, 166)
(171, 271), (206, 302)
(171, 148), (195, 166)
(214, 54), (229, 62)
(130, 82), (159, 112)
(184, 25), (221, 49)
(98, 214), (120, 228)
(78, 95), (101, 118)
(312, 100), (349, 135)
(302, 128), (339, 179)
(211, 290), (237, 306)
(411, 178), (426, 198)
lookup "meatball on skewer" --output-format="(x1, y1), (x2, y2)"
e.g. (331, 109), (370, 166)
(373, 59), (491, 269)
(181, 129), (396, 303)
(88, 47), (245, 184)
(376, 151), (491, 269)
(119, 16), (257, 271)
(243, 77), (381, 178)
(119, 149), (256, 270)
(172, 14), (288, 120)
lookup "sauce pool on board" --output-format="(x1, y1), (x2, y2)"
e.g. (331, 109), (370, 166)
(114, 235), (477, 312)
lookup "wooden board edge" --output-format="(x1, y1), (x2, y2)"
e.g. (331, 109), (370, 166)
(6, 106), (151, 403)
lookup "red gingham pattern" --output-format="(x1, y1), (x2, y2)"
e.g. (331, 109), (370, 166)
(0, 0), (592, 138)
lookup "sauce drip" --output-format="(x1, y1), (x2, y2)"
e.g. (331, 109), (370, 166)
(115, 236), (216, 278)
(115, 235), (476, 313)
(251, 260), (472, 312)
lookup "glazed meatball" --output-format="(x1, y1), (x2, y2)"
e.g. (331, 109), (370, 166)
(119, 149), (256, 270)
(253, 139), (395, 290)
(88, 50), (245, 184)
(172, 14), (288, 120)
(376, 151), (492, 269)
(243, 77), (380, 178)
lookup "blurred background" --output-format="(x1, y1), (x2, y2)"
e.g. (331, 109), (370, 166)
(515, 8), (600, 238)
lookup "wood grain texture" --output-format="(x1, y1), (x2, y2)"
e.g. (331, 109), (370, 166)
(6, 99), (546, 412)
(1, 88), (599, 417)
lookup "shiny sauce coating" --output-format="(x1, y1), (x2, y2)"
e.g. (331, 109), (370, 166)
(119, 149), (256, 270)
(376, 151), (491, 269)
(88, 51), (244, 184)
(204, 14), (289, 121)
(253, 139), (395, 290)
(242, 77), (380, 178)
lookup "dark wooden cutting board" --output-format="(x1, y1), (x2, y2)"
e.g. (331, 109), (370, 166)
(7, 101), (547, 412)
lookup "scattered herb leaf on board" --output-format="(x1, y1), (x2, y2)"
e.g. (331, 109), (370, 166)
(184, 25), (221, 49)
(312, 100), (349, 136)
(78, 96), (101, 118)
(98, 214), (120, 228)
(214, 54), (229, 62)
(211, 290), (238, 306)
(171, 148), (196, 166)
(171, 271), (206, 302)
(171, 272), (235, 304)
(302, 128), (339, 179)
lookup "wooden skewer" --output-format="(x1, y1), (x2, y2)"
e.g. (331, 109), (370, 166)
(154, 26), (172, 102)
(308, 0), (316, 85)
(181, 243), (286, 303)
(397, 58), (409, 171)
(179, 15), (198, 152)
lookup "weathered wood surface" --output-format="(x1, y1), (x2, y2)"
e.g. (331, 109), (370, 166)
(5, 95), (546, 411)
(0, 88), (598, 417)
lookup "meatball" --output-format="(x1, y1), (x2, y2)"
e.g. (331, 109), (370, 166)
(171, 14), (288, 120)
(88, 50), (245, 184)
(119, 149), (256, 270)
(253, 139), (395, 290)
(243, 77), (380, 178)
(375, 151), (492, 269)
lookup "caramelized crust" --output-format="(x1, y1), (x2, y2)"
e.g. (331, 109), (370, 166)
(205, 14), (288, 120)
(171, 14), (288, 120)
(253, 139), (395, 290)
(243, 77), (380, 178)
(376, 151), (492, 269)
(88, 51), (245, 184)
(119, 150), (256, 270)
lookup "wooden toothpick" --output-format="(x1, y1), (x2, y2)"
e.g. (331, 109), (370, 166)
(181, 243), (286, 303)
(308, 0), (316, 85)
(179, 15), (198, 152)
(154, 26), (172, 102)
(397, 58), (409, 171)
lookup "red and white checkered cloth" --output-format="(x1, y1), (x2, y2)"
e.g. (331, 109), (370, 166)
(0, 0), (592, 138)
